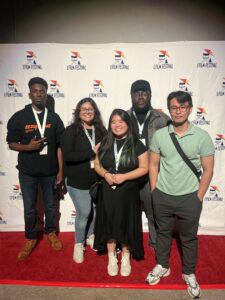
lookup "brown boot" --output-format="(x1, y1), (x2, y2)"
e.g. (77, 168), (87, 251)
(17, 239), (37, 260)
(45, 231), (62, 251)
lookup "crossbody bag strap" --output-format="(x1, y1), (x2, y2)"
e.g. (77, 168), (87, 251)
(169, 132), (201, 181)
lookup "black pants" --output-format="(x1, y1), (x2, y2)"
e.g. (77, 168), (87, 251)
(140, 181), (156, 248)
(152, 188), (202, 274)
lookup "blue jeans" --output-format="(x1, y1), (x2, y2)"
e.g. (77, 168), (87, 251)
(19, 171), (56, 239)
(66, 185), (95, 244)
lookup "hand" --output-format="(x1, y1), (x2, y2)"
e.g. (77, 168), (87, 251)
(112, 173), (126, 185)
(28, 136), (47, 151)
(93, 142), (101, 154)
(197, 192), (204, 202)
(56, 170), (63, 185)
(104, 172), (115, 185)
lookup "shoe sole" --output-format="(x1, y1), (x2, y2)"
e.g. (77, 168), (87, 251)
(182, 275), (201, 299)
(73, 258), (84, 263)
(146, 268), (171, 285)
(17, 242), (38, 260)
(121, 270), (131, 276)
(108, 270), (118, 276)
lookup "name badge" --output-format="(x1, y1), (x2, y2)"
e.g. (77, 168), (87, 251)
(140, 138), (146, 146)
(40, 145), (48, 155)
(90, 159), (94, 168)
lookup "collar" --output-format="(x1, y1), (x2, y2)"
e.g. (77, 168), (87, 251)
(168, 122), (195, 136)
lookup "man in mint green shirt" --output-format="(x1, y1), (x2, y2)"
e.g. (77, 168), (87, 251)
(146, 91), (214, 299)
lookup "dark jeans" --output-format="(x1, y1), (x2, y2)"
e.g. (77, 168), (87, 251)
(152, 188), (202, 274)
(19, 171), (56, 239)
(140, 181), (156, 248)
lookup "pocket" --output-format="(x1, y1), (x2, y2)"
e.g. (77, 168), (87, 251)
(196, 192), (203, 205)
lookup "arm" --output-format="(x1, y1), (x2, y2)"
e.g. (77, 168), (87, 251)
(56, 147), (63, 185)
(149, 151), (160, 191)
(113, 151), (149, 185)
(197, 155), (214, 201)
(94, 153), (115, 185)
(8, 136), (46, 152)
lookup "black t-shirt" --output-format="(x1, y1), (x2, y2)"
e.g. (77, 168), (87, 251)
(6, 104), (65, 176)
(100, 139), (147, 174)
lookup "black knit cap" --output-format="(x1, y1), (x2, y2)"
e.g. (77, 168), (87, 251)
(130, 79), (151, 94)
(28, 77), (48, 90)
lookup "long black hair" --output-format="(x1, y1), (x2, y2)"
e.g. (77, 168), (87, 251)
(99, 109), (138, 169)
(72, 97), (106, 136)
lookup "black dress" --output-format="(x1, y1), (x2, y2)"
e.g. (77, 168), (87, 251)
(94, 139), (146, 259)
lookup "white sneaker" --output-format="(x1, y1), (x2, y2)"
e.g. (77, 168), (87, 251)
(73, 243), (84, 263)
(120, 253), (131, 276)
(86, 234), (95, 249)
(107, 252), (118, 276)
(182, 273), (201, 299)
(146, 264), (171, 285)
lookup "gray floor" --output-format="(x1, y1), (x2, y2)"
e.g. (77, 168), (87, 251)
(1, 285), (224, 300)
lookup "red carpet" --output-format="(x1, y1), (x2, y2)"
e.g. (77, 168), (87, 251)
(0, 232), (225, 289)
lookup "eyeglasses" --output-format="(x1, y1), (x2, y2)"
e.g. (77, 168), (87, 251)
(169, 105), (189, 113)
(80, 108), (94, 113)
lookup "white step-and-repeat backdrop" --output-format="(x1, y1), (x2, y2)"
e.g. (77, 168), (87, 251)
(0, 41), (224, 235)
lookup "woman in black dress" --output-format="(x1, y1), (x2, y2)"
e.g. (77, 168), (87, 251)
(94, 109), (148, 276)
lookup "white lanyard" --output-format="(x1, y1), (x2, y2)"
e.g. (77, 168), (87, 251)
(132, 110), (151, 137)
(32, 107), (48, 138)
(114, 139), (125, 172)
(83, 125), (95, 149)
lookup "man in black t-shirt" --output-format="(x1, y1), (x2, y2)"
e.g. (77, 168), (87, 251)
(128, 80), (170, 249)
(6, 77), (65, 260)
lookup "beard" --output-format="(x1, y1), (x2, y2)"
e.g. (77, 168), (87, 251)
(132, 100), (151, 114)
(35, 103), (45, 110)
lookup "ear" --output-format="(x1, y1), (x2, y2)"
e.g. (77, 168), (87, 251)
(28, 92), (31, 100)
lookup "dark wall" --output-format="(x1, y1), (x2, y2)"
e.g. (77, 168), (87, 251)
(1, 0), (225, 43)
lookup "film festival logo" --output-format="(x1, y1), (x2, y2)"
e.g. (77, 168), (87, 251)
(216, 78), (225, 97)
(48, 80), (65, 98)
(67, 210), (76, 225)
(110, 51), (129, 70)
(197, 48), (217, 68)
(9, 184), (23, 201)
(4, 79), (23, 97)
(153, 50), (173, 69)
(215, 134), (225, 151)
(66, 51), (86, 70)
(89, 80), (107, 98)
(0, 211), (7, 225)
(192, 107), (210, 126)
(178, 78), (193, 96)
(204, 185), (223, 202)
(22, 51), (42, 70)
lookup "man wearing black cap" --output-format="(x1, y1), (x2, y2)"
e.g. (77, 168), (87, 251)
(128, 79), (170, 249)
(6, 77), (65, 260)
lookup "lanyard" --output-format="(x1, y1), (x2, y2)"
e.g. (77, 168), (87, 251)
(32, 107), (48, 138)
(114, 139), (125, 172)
(83, 125), (95, 149)
(132, 110), (151, 137)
